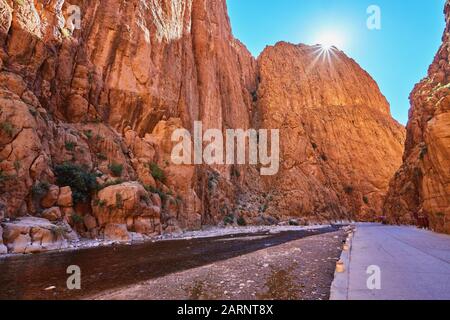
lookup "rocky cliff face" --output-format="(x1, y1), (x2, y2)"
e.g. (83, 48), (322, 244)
(384, 1), (450, 234)
(0, 0), (256, 251)
(254, 43), (405, 222)
(0, 0), (406, 254)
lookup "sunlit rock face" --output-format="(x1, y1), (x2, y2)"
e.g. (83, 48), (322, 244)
(0, 0), (256, 237)
(255, 43), (405, 221)
(0, 0), (411, 252)
(384, 1), (450, 234)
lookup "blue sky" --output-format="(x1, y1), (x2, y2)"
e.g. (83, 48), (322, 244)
(227, 0), (446, 125)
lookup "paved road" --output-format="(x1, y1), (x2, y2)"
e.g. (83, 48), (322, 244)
(332, 223), (450, 300)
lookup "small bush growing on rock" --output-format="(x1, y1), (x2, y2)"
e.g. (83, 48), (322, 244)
(231, 166), (240, 178)
(223, 214), (234, 225)
(259, 204), (268, 213)
(363, 196), (369, 204)
(94, 199), (107, 207)
(51, 226), (67, 237)
(175, 195), (183, 205)
(83, 130), (93, 140)
(31, 181), (50, 200)
(65, 141), (76, 151)
(109, 162), (124, 177)
(344, 185), (354, 194)
(13, 160), (21, 172)
(0, 169), (6, 183)
(237, 216), (247, 226)
(419, 145), (428, 160)
(97, 153), (108, 161)
(208, 171), (219, 190)
(145, 185), (167, 203)
(72, 214), (83, 224)
(149, 163), (166, 182)
(54, 162), (98, 204)
(29, 107), (38, 117)
(0, 170), (10, 190)
(60, 27), (71, 38)
(436, 212), (445, 218)
(0, 121), (14, 137)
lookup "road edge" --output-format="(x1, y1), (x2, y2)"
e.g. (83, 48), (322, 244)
(330, 225), (355, 300)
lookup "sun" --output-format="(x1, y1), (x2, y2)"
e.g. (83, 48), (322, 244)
(315, 30), (346, 50)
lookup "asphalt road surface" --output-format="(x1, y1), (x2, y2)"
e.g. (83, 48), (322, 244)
(332, 223), (450, 300)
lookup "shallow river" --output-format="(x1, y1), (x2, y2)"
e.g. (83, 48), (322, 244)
(0, 226), (339, 300)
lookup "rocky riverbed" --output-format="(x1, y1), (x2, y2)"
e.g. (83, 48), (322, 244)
(91, 230), (346, 300)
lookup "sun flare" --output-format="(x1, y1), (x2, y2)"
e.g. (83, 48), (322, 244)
(315, 30), (346, 50)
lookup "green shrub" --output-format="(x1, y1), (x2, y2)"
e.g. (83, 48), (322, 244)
(344, 186), (354, 195)
(31, 181), (50, 199)
(97, 153), (108, 161)
(145, 185), (167, 203)
(94, 199), (107, 207)
(436, 212), (445, 218)
(54, 163), (98, 204)
(29, 108), (38, 117)
(14, 160), (21, 172)
(237, 216), (247, 226)
(223, 214), (234, 225)
(231, 167), (240, 178)
(65, 141), (76, 151)
(208, 172), (219, 190)
(363, 196), (369, 204)
(60, 27), (71, 38)
(109, 162), (124, 177)
(419, 145), (428, 160)
(72, 214), (83, 224)
(0, 169), (8, 185)
(0, 122), (14, 137)
(149, 163), (166, 182)
(51, 226), (67, 237)
(83, 130), (93, 140)
(259, 204), (268, 213)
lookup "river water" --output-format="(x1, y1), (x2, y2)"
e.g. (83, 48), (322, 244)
(0, 227), (339, 300)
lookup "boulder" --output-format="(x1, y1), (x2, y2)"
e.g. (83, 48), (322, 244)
(93, 182), (161, 236)
(83, 214), (97, 231)
(41, 207), (62, 222)
(104, 224), (131, 242)
(41, 185), (60, 208)
(1, 217), (73, 254)
(57, 186), (73, 207)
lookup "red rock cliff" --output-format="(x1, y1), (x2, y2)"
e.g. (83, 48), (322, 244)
(254, 43), (405, 222)
(0, 0), (408, 253)
(384, 0), (450, 234)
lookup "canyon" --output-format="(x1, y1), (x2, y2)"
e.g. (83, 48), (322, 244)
(0, 0), (447, 256)
(383, 1), (450, 234)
